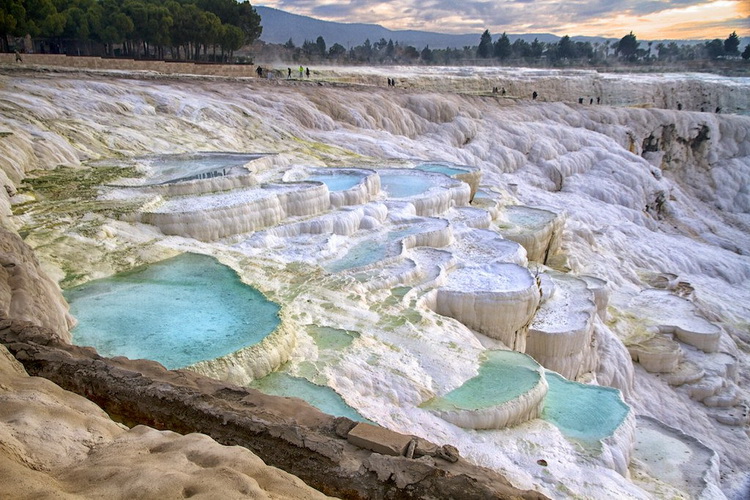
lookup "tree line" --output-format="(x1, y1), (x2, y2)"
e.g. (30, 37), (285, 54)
(2, 2), (747, 66)
(274, 30), (748, 66)
(1, 0), (261, 61)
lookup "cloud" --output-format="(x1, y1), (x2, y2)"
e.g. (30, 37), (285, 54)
(258, 0), (750, 39)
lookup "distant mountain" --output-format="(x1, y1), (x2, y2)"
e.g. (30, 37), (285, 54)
(255, 6), (610, 50)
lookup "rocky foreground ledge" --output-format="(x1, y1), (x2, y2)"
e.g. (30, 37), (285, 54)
(0, 319), (547, 500)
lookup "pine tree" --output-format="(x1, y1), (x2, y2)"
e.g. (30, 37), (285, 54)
(477, 29), (492, 58)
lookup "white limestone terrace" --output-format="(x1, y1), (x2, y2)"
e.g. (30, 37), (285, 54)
(526, 272), (598, 380)
(321, 65), (750, 115)
(283, 166), (381, 208)
(450, 228), (528, 267)
(376, 168), (472, 216)
(108, 152), (266, 186)
(414, 162), (482, 201)
(426, 263), (541, 352)
(139, 182), (331, 241)
(118, 153), (634, 459)
(4, 67), (749, 499)
(496, 205), (563, 263)
(628, 289), (722, 353)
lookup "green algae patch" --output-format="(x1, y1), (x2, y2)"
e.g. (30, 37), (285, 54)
(307, 325), (358, 351)
(13, 165), (142, 233)
(19, 165), (140, 202)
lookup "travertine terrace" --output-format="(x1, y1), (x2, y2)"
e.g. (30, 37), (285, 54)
(1, 61), (748, 499)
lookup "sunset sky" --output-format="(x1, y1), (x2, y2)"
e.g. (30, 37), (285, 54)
(258, 0), (750, 40)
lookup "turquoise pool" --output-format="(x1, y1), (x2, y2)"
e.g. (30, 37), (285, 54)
(379, 173), (436, 198)
(415, 163), (468, 176)
(250, 372), (370, 422)
(66, 253), (280, 370)
(542, 372), (630, 443)
(421, 350), (541, 411)
(324, 226), (420, 272)
(309, 173), (363, 192)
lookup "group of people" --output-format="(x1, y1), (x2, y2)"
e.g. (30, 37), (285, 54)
(387, 77), (397, 87)
(578, 97), (601, 105)
(255, 65), (311, 80)
(288, 66), (310, 79)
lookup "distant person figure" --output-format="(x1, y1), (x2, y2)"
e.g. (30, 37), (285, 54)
(589, 98), (593, 105)
(256, 65), (263, 78)
(305, 67), (310, 78)
(700, 107), (705, 112)
(299, 65), (304, 78)
(287, 67), (291, 79)
(578, 97), (584, 104)
(596, 96), (600, 104)
(532, 91), (538, 100)
(501, 87), (506, 95)
(677, 102), (682, 110)
(715, 106), (721, 113)
(387, 78), (392, 86)
(14, 50), (22, 63)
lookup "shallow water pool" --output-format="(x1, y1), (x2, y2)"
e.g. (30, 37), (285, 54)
(415, 163), (468, 176)
(309, 173), (363, 192)
(324, 226), (420, 272)
(542, 371), (630, 443)
(66, 253), (280, 369)
(379, 173), (436, 198)
(250, 372), (370, 422)
(141, 152), (259, 185)
(421, 350), (541, 411)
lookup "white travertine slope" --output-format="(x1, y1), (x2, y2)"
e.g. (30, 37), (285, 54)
(428, 263), (541, 351)
(1, 67), (748, 499)
(526, 272), (598, 380)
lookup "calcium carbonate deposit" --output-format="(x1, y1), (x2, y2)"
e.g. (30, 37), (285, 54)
(2, 64), (749, 499)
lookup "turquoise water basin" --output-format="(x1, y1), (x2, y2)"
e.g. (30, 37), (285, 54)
(421, 350), (541, 411)
(308, 173), (363, 192)
(324, 226), (420, 273)
(415, 163), (468, 176)
(504, 205), (556, 229)
(250, 372), (370, 422)
(379, 173), (437, 198)
(65, 253), (280, 370)
(138, 152), (260, 185)
(542, 371), (630, 443)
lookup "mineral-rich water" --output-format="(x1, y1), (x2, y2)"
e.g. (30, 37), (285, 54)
(250, 372), (370, 422)
(66, 253), (280, 369)
(542, 371), (630, 444)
